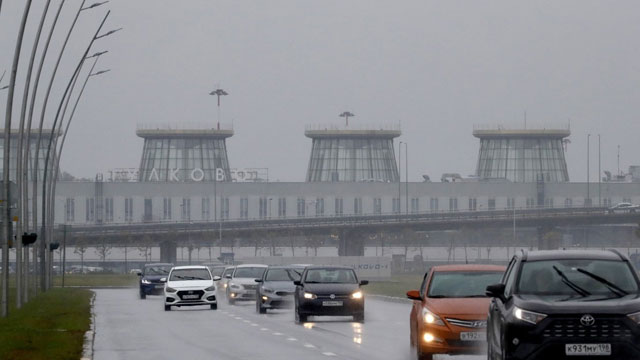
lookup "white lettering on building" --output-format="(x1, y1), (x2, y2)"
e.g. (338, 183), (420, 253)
(190, 168), (205, 182)
(169, 168), (180, 182)
(148, 168), (160, 182)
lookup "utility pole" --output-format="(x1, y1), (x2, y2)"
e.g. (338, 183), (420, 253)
(598, 134), (601, 206)
(586, 134), (590, 206)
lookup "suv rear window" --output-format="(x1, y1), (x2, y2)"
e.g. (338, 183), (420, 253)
(518, 259), (639, 296)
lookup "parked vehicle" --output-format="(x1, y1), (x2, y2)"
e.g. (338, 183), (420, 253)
(294, 266), (368, 323)
(607, 202), (640, 213)
(226, 264), (267, 304)
(164, 265), (220, 311)
(255, 265), (304, 313)
(138, 263), (173, 299)
(486, 249), (640, 359)
(407, 264), (505, 360)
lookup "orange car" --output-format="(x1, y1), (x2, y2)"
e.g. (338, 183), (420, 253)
(407, 264), (506, 360)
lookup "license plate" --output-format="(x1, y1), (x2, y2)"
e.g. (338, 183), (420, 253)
(183, 294), (200, 299)
(565, 344), (611, 356)
(460, 332), (485, 341)
(322, 301), (343, 306)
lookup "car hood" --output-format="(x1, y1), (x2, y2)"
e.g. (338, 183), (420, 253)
(303, 283), (360, 295)
(142, 275), (167, 281)
(167, 280), (213, 289)
(230, 278), (261, 286)
(515, 294), (640, 314)
(263, 281), (296, 292)
(424, 297), (492, 317)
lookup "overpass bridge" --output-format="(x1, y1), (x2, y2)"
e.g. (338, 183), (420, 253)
(56, 207), (640, 258)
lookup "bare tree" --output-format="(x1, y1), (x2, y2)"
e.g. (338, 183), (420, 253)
(74, 243), (87, 273)
(95, 237), (112, 268)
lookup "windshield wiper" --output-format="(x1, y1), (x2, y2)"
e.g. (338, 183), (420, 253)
(553, 266), (591, 297)
(576, 268), (628, 298)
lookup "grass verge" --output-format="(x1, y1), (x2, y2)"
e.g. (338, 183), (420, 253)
(364, 274), (424, 298)
(0, 288), (92, 360)
(53, 274), (138, 287)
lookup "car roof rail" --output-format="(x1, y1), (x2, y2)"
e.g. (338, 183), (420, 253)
(520, 248), (528, 261)
(608, 248), (627, 261)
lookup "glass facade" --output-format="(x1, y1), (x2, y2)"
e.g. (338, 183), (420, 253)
(138, 137), (231, 182)
(306, 137), (399, 182)
(475, 137), (569, 182)
(0, 132), (59, 182)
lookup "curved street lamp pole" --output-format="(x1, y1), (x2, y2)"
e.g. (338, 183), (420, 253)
(2, 0), (33, 319)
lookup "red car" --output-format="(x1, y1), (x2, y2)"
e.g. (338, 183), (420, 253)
(407, 264), (506, 360)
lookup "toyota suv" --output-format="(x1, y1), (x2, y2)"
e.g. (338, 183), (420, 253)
(486, 249), (640, 359)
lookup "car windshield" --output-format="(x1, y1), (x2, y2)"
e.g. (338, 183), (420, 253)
(427, 271), (504, 298)
(265, 268), (303, 281)
(144, 265), (172, 275)
(234, 267), (266, 278)
(517, 259), (639, 297)
(304, 269), (357, 284)
(169, 269), (211, 281)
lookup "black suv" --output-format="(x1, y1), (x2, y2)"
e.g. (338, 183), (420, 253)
(486, 249), (640, 359)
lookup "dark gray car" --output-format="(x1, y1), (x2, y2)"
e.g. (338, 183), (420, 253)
(255, 266), (305, 313)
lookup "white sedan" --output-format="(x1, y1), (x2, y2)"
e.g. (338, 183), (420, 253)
(164, 265), (221, 311)
(608, 202), (640, 213)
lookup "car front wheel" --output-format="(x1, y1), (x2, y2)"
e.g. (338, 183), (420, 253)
(140, 291), (146, 300)
(210, 304), (217, 310)
(164, 305), (171, 311)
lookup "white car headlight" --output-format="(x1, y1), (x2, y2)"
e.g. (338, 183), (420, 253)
(165, 287), (177, 293)
(628, 311), (640, 324)
(304, 292), (317, 300)
(422, 307), (445, 326)
(514, 307), (547, 325)
(230, 283), (241, 289)
(205, 285), (216, 292)
(351, 291), (363, 299)
(141, 279), (151, 284)
(262, 288), (274, 293)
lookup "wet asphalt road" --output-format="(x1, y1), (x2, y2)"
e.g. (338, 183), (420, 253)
(93, 289), (486, 360)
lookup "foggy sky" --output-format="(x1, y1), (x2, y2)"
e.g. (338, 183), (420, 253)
(1, 0), (639, 182)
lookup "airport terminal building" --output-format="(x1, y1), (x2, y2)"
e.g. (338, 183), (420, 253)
(50, 123), (640, 227)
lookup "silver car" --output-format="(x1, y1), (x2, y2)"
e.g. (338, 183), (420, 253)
(255, 266), (305, 313)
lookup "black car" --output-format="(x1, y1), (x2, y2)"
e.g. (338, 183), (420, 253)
(486, 249), (640, 359)
(256, 265), (305, 313)
(138, 263), (173, 299)
(294, 266), (368, 323)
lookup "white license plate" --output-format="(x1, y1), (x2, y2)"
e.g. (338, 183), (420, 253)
(183, 294), (200, 299)
(460, 332), (485, 341)
(322, 301), (343, 306)
(565, 344), (611, 356)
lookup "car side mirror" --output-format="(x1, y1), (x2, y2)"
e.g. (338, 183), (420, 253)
(225, 274), (232, 279)
(359, 280), (369, 286)
(486, 283), (506, 301)
(293, 280), (302, 286)
(255, 279), (263, 283)
(406, 290), (422, 301)
(160, 277), (167, 283)
(213, 276), (221, 281)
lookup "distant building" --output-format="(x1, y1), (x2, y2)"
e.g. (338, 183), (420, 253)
(136, 123), (233, 182)
(0, 129), (60, 181)
(305, 123), (401, 182)
(473, 125), (570, 182)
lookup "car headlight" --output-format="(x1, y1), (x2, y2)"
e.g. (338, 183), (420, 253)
(141, 279), (151, 284)
(627, 311), (640, 324)
(165, 287), (177, 293)
(223, 283), (227, 288)
(422, 307), (445, 326)
(230, 283), (241, 289)
(205, 286), (216, 292)
(304, 292), (317, 300)
(514, 307), (547, 325)
(262, 288), (274, 293)
(351, 291), (363, 299)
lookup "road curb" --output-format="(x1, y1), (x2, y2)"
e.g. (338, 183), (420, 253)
(368, 294), (412, 304)
(81, 291), (96, 360)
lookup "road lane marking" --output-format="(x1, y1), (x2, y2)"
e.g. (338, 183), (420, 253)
(304, 344), (316, 348)
(243, 320), (250, 323)
(260, 328), (269, 331)
(251, 323), (259, 326)
(272, 332), (283, 336)
(287, 337), (297, 341)
(322, 352), (337, 356)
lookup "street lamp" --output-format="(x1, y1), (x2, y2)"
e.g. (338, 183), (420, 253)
(587, 134), (590, 206)
(209, 88), (228, 130)
(81, 1), (109, 10)
(339, 111), (354, 126)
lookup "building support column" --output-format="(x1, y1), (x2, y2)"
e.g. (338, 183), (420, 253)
(337, 229), (365, 256)
(159, 240), (177, 263)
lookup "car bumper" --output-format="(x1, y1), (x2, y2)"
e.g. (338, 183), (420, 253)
(418, 325), (487, 355)
(260, 294), (294, 309)
(165, 290), (217, 307)
(228, 288), (257, 301)
(141, 283), (164, 295)
(297, 297), (364, 317)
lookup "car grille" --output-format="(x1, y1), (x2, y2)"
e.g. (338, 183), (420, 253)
(316, 294), (350, 300)
(543, 317), (633, 339)
(446, 318), (487, 328)
(275, 291), (294, 296)
(177, 290), (204, 300)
